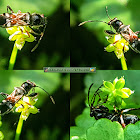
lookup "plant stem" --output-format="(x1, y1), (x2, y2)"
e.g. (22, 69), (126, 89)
(15, 115), (24, 140)
(8, 44), (18, 70)
(120, 54), (127, 70)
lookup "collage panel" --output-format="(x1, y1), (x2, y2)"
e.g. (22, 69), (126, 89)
(0, 70), (69, 140)
(71, 0), (140, 70)
(1, 0), (140, 140)
(70, 71), (140, 139)
(0, 0), (70, 70)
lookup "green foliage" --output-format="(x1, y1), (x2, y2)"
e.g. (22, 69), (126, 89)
(124, 122), (140, 140)
(0, 117), (4, 140)
(70, 108), (96, 140)
(101, 77), (133, 108)
(70, 71), (140, 140)
(86, 119), (124, 140)
(0, 71), (69, 140)
(71, 0), (140, 69)
(84, 71), (140, 109)
(70, 108), (140, 140)
(0, 0), (70, 69)
(0, 70), (60, 109)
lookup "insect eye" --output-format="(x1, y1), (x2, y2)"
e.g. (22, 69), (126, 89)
(113, 20), (123, 30)
(31, 14), (42, 25)
(21, 82), (33, 92)
(0, 16), (6, 25)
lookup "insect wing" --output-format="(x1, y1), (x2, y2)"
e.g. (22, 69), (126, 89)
(119, 25), (140, 53)
(0, 104), (14, 116)
(0, 88), (24, 115)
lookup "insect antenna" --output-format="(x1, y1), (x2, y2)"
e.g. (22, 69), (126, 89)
(7, 5), (14, 13)
(0, 109), (12, 116)
(91, 84), (103, 106)
(88, 83), (103, 107)
(31, 24), (46, 52)
(36, 86), (55, 104)
(0, 92), (8, 99)
(88, 83), (94, 106)
(105, 6), (111, 20)
(78, 20), (108, 26)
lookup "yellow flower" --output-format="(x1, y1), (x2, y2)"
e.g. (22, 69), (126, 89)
(15, 96), (38, 120)
(102, 77), (134, 107)
(6, 26), (35, 50)
(105, 34), (129, 59)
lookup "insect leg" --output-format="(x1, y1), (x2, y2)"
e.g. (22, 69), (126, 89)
(16, 103), (24, 110)
(0, 92), (9, 99)
(135, 31), (140, 35)
(7, 5), (14, 13)
(0, 109), (13, 116)
(19, 27), (32, 40)
(129, 43), (140, 53)
(104, 30), (116, 35)
(30, 24), (46, 52)
(26, 92), (38, 103)
(16, 102), (33, 114)
(95, 94), (109, 107)
(121, 108), (140, 113)
(119, 108), (140, 128)
(120, 114), (126, 128)
(27, 92), (38, 97)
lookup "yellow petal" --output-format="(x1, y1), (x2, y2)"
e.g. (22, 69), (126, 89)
(6, 26), (19, 35)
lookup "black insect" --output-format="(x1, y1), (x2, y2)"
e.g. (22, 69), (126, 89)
(0, 6), (47, 52)
(79, 6), (140, 53)
(88, 83), (140, 128)
(0, 80), (55, 116)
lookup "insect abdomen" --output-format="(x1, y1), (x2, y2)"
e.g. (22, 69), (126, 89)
(0, 15), (7, 26)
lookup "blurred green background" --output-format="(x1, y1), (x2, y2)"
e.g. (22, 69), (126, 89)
(71, 0), (140, 69)
(0, 0), (70, 69)
(70, 71), (140, 126)
(0, 70), (70, 140)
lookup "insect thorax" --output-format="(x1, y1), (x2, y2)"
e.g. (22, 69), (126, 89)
(30, 14), (45, 26)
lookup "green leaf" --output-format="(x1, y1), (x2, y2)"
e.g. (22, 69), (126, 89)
(70, 108), (96, 140)
(0, 131), (4, 140)
(70, 126), (86, 139)
(75, 108), (96, 130)
(86, 119), (124, 140)
(124, 121), (140, 140)
(70, 136), (86, 140)
(0, 121), (2, 127)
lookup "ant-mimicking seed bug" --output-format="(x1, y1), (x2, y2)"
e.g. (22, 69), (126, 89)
(88, 83), (140, 128)
(0, 80), (55, 116)
(79, 6), (140, 53)
(0, 6), (47, 52)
